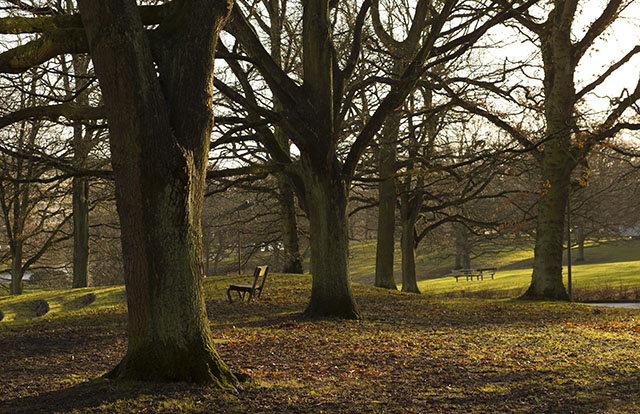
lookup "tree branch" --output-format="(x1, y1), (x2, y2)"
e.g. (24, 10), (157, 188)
(0, 28), (87, 73)
(0, 103), (104, 129)
(573, 0), (623, 64)
(576, 45), (640, 100)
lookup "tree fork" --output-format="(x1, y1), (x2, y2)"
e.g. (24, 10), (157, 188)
(77, 0), (236, 385)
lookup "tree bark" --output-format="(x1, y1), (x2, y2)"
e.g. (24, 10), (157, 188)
(523, 167), (570, 300)
(10, 241), (23, 295)
(71, 54), (91, 289)
(298, 0), (360, 319)
(277, 172), (303, 274)
(72, 174), (89, 288)
(521, 3), (576, 301)
(399, 191), (421, 293)
(575, 225), (585, 262)
(523, 55), (573, 300)
(455, 223), (471, 269)
(77, 0), (236, 386)
(302, 163), (360, 319)
(374, 111), (400, 290)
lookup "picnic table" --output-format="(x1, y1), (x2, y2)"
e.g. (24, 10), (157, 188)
(450, 267), (497, 282)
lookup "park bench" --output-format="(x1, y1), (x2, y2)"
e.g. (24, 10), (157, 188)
(227, 265), (269, 303)
(451, 267), (497, 282)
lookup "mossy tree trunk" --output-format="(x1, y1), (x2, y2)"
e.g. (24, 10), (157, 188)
(77, 0), (236, 386)
(524, 161), (571, 300)
(302, 162), (360, 319)
(521, 2), (576, 300)
(512, 0), (638, 300)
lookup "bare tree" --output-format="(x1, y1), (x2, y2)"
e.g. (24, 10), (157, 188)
(0, 0), (238, 386)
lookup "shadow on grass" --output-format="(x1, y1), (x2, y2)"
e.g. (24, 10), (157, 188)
(0, 379), (236, 414)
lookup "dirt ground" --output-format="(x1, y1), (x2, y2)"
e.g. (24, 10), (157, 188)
(2, 277), (640, 413)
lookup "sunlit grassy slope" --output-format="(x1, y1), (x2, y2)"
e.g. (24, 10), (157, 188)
(2, 238), (639, 326)
(0, 286), (127, 324)
(349, 238), (640, 300)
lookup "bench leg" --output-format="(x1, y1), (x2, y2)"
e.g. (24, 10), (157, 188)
(227, 288), (233, 303)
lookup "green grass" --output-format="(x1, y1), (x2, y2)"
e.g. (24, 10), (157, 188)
(0, 285), (126, 325)
(2, 239), (640, 413)
(2, 238), (639, 327)
(348, 238), (640, 301)
(3, 272), (640, 413)
(418, 239), (640, 300)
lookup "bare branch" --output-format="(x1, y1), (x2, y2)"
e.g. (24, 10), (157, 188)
(0, 103), (104, 129)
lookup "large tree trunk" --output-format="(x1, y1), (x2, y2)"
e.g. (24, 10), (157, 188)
(77, 0), (236, 386)
(374, 112), (400, 290)
(522, 167), (570, 300)
(299, 0), (359, 319)
(521, 5), (576, 301)
(302, 165), (360, 319)
(522, 90), (573, 300)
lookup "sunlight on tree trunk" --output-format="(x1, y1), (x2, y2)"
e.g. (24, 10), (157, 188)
(302, 165), (360, 319)
(77, 0), (237, 385)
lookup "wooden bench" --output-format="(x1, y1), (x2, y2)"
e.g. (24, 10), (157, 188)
(451, 267), (497, 282)
(227, 265), (269, 303)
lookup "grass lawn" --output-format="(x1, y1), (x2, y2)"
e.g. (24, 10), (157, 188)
(346, 238), (640, 301)
(2, 262), (640, 413)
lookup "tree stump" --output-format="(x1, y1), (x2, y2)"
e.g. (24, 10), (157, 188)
(34, 299), (49, 317)
(79, 293), (96, 307)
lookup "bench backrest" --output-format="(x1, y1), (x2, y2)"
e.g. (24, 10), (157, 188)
(252, 265), (269, 296)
